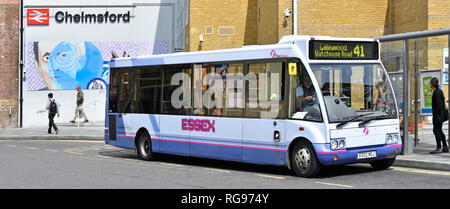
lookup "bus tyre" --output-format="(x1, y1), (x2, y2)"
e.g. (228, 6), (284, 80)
(136, 133), (154, 161)
(369, 158), (395, 170)
(290, 140), (321, 178)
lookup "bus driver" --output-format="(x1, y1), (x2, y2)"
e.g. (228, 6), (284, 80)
(296, 70), (320, 120)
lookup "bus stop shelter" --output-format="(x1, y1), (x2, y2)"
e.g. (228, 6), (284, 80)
(374, 28), (450, 155)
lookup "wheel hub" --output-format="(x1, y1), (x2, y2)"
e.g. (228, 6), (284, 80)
(295, 146), (311, 170)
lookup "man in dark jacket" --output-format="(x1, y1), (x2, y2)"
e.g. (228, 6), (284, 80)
(46, 93), (60, 134)
(430, 77), (449, 154)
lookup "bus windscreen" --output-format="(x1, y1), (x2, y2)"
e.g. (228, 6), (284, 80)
(309, 40), (379, 60)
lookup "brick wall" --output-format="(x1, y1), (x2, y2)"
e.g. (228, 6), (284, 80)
(0, 0), (19, 128)
(188, 0), (257, 51)
(298, 0), (390, 38)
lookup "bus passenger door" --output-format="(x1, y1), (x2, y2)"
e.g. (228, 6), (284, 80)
(115, 70), (135, 148)
(242, 61), (287, 165)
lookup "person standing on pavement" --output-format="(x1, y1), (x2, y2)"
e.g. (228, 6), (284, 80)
(70, 86), (89, 123)
(46, 93), (60, 134)
(430, 77), (449, 154)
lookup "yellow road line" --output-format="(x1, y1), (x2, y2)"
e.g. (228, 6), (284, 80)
(161, 162), (184, 167)
(6, 145), (16, 148)
(45, 149), (58, 152)
(316, 181), (353, 188)
(256, 174), (286, 180)
(25, 147), (37, 150)
(204, 168), (231, 173)
(64, 149), (83, 155)
(96, 155), (112, 159)
(393, 167), (450, 176)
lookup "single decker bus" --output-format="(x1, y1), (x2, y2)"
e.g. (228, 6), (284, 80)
(105, 35), (402, 177)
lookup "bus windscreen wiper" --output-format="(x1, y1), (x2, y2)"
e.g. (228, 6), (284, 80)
(359, 115), (393, 127)
(336, 113), (374, 129)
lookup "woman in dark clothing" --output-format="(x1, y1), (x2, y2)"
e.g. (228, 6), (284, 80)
(430, 77), (449, 154)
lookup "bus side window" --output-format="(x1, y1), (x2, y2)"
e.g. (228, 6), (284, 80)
(245, 61), (284, 119)
(118, 71), (134, 113)
(135, 67), (162, 114)
(222, 63), (244, 117)
(290, 62), (322, 122)
(161, 64), (192, 115)
(108, 70), (119, 113)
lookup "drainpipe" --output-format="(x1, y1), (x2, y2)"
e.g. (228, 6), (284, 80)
(19, 0), (24, 127)
(293, 0), (298, 35)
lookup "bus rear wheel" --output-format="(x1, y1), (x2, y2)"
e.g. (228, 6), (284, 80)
(369, 158), (395, 170)
(290, 140), (321, 178)
(136, 133), (154, 161)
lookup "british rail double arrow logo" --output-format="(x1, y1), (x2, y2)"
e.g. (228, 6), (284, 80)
(27, 9), (50, 25)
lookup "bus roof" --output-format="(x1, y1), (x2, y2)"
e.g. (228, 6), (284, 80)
(109, 35), (378, 68)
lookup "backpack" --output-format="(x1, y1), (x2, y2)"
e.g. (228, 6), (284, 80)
(49, 100), (58, 114)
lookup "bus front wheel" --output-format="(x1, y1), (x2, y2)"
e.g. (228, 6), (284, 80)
(136, 133), (154, 161)
(290, 140), (321, 178)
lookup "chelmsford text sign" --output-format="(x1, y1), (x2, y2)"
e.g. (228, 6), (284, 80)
(55, 11), (131, 24)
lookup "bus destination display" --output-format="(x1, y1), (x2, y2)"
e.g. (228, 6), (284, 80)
(309, 40), (379, 60)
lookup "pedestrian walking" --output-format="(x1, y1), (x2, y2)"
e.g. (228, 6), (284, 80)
(46, 93), (60, 134)
(70, 86), (89, 123)
(430, 77), (449, 154)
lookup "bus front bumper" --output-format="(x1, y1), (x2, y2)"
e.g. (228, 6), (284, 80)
(313, 143), (402, 166)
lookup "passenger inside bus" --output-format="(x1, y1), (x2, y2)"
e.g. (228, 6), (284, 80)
(373, 80), (386, 111)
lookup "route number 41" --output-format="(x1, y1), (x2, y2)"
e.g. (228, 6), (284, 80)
(353, 45), (365, 57)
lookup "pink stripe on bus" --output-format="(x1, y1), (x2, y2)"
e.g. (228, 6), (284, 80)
(387, 144), (402, 148)
(152, 137), (287, 152)
(316, 150), (348, 155)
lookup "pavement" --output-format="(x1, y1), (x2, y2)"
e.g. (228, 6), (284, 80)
(0, 121), (449, 172)
(0, 123), (104, 141)
(393, 123), (450, 172)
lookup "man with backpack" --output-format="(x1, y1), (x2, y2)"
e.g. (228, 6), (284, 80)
(46, 93), (60, 134)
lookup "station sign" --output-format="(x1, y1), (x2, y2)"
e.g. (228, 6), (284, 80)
(309, 40), (379, 60)
(27, 8), (131, 26)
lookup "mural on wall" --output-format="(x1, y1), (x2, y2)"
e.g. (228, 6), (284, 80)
(25, 40), (169, 90)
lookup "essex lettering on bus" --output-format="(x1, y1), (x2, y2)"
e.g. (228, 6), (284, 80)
(181, 118), (216, 133)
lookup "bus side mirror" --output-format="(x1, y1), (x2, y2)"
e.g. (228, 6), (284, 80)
(288, 63), (297, 75)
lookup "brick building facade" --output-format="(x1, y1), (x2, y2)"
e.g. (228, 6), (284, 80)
(0, 0), (19, 128)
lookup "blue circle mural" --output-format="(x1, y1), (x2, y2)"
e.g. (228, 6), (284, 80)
(47, 41), (103, 89)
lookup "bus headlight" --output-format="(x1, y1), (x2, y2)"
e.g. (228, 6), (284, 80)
(331, 138), (346, 150)
(386, 133), (399, 145)
(393, 135), (398, 143)
(339, 140), (345, 149)
(331, 140), (338, 150)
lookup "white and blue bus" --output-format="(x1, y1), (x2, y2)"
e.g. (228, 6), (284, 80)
(105, 36), (402, 177)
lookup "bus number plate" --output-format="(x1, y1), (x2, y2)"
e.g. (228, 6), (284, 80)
(357, 151), (376, 159)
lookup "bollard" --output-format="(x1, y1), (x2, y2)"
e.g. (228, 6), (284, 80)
(401, 131), (414, 155)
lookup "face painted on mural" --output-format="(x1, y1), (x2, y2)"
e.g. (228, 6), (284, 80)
(33, 41), (104, 90)
(28, 40), (169, 91)
(34, 41), (58, 90)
